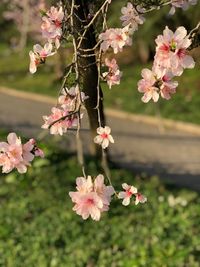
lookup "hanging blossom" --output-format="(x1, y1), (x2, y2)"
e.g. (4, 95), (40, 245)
(138, 68), (178, 103)
(154, 26), (195, 76)
(169, 0), (197, 15)
(41, 107), (80, 135)
(94, 126), (114, 149)
(41, 6), (64, 49)
(29, 6), (64, 74)
(29, 43), (56, 73)
(103, 58), (122, 89)
(69, 174), (114, 221)
(58, 85), (88, 111)
(0, 133), (44, 174)
(99, 25), (132, 54)
(42, 84), (87, 135)
(118, 183), (147, 206)
(120, 2), (145, 31)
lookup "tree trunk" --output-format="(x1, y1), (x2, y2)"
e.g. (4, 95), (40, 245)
(66, 0), (106, 157)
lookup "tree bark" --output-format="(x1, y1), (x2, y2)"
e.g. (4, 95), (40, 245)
(66, 0), (106, 157)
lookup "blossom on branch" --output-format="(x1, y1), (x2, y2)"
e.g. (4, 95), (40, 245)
(29, 43), (56, 73)
(99, 26), (132, 54)
(169, 0), (197, 15)
(154, 26), (195, 76)
(118, 183), (147, 206)
(120, 2), (145, 31)
(58, 85), (88, 111)
(94, 126), (114, 149)
(41, 107), (79, 135)
(103, 58), (122, 89)
(41, 6), (64, 48)
(118, 183), (137, 206)
(138, 68), (178, 103)
(135, 193), (147, 205)
(0, 133), (44, 174)
(69, 174), (114, 221)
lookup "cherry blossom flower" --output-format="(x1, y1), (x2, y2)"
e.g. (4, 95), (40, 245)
(58, 85), (88, 111)
(138, 66), (179, 103)
(120, 2), (145, 31)
(169, 0), (197, 15)
(118, 183), (137, 206)
(103, 58), (122, 89)
(47, 6), (64, 23)
(0, 133), (44, 174)
(135, 193), (147, 205)
(154, 26), (195, 76)
(94, 126), (114, 149)
(99, 26), (132, 54)
(69, 175), (114, 221)
(137, 68), (159, 103)
(29, 43), (55, 73)
(41, 6), (64, 48)
(94, 174), (115, 211)
(42, 107), (79, 135)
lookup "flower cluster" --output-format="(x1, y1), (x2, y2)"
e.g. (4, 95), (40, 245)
(0, 133), (44, 174)
(69, 175), (114, 221)
(99, 25), (132, 54)
(29, 43), (56, 74)
(99, 3), (145, 55)
(103, 58), (122, 89)
(94, 126), (114, 149)
(118, 183), (147, 206)
(120, 2), (145, 31)
(99, 2), (145, 91)
(41, 6), (64, 49)
(138, 26), (195, 102)
(138, 68), (178, 103)
(58, 85), (88, 111)
(169, 0), (197, 15)
(29, 6), (64, 73)
(42, 85), (86, 135)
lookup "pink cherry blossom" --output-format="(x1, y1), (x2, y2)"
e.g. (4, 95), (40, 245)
(94, 174), (115, 211)
(138, 67), (179, 102)
(47, 6), (64, 23)
(94, 126), (114, 149)
(0, 133), (23, 173)
(99, 26), (132, 54)
(169, 0), (197, 15)
(58, 85), (88, 111)
(155, 26), (195, 76)
(42, 107), (79, 135)
(103, 58), (122, 89)
(0, 133), (44, 174)
(135, 193), (147, 205)
(118, 183), (137, 206)
(69, 175), (114, 221)
(137, 68), (159, 103)
(120, 2), (145, 31)
(29, 43), (55, 73)
(41, 6), (64, 48)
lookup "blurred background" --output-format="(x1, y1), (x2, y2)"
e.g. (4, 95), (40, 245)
(0, 1), (200, 266)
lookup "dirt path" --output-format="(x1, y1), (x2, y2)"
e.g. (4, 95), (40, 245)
(0, 89), (200, 190)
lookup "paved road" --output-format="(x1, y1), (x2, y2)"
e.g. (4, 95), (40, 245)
(0, 91), (200, 190)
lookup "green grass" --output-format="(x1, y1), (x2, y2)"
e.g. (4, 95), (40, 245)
(0, 138), (200, 267)
(0, 44), (200, 124)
